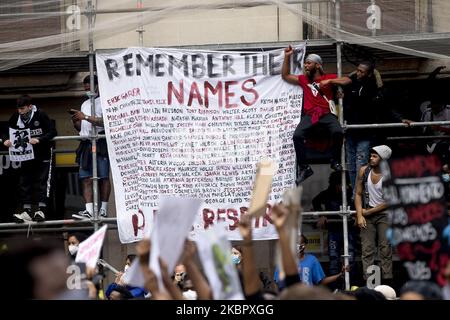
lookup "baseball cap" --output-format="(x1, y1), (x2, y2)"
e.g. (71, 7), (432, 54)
(374, 285), (397, 300)
(371, 145), (392, 160)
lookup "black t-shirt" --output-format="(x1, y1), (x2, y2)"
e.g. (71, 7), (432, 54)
(344, 73), (381, 125)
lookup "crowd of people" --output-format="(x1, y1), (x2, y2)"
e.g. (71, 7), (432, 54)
(0, 46), (449, 300)
(1, 202), (449, 300)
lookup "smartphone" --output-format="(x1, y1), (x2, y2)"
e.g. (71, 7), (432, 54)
(68, 110), (76, 115)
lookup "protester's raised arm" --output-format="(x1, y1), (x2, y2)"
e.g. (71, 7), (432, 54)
(282, 46), (299, 85)
(238, 213), (261, 297)
(182, 241), (212, 300)
(272, 204), (298, 277)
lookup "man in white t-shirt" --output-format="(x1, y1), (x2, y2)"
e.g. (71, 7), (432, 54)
(355, 145), (393, 285)
(70, 75), (111, 218)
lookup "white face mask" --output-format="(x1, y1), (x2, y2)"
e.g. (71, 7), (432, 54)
(85, 91), (98, 98)
(68, 244), (78, 256)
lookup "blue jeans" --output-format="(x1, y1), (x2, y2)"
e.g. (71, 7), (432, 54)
(79, 156), (110, 179)
(346, 137), (371, 199)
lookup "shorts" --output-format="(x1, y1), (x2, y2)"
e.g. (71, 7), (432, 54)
(79, 156), (110, 179)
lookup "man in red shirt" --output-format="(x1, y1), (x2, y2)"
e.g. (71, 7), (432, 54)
(282, 46), (351, 184)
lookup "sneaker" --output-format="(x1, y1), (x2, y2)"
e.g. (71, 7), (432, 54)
(296, 165), (314, 185)
(330, 161), (343, 171)
(33, 208), (46, 222)
(99, 208), (107, 218)
(78, 210), (93, 219)
(13, 209), (33, 223)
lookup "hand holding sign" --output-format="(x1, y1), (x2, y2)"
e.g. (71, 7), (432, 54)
(282, 186), (303, 218)
(238, 213), (253, 242)
(248, 159), (278, 217)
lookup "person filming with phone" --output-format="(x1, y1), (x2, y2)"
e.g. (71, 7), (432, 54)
(70, 75), (110, 219)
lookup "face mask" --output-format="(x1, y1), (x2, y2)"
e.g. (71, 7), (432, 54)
(85, 91), (98, 98)
(296, 244), (306, 254)
(442, 173), (450, 183)
(231, 254), (241, 265)
(174, 272), (185, 282)
(19, 110), (32, 122)
(68, 244), (78, 256)
(124, 265), (130, 272)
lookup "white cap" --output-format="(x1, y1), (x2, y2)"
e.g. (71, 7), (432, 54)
(374, 285), (397, 300)
(371, 145), (392, 160)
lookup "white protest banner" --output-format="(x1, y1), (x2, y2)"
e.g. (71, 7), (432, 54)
(75, 225), (108, 269)
(96, 45), (305, 243)
(9, 128), (34, 162)
(196, 223), (244, 300)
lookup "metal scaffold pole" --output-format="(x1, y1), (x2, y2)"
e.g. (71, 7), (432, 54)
(87, 1), (99, 231)
(335, 0), (351, 291)
(137, 0), (145, 46)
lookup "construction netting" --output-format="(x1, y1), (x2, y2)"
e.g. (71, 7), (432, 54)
(1, 0), (450, 72)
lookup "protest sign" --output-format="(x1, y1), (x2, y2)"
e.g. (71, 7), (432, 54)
(196, 223), (244, 300)
(9, 128), (34, 162)
(75, 225), (108, 269)
(248, 159), (278, 217)
(382, 154), (450, 286)
(149, 196), (203, 274)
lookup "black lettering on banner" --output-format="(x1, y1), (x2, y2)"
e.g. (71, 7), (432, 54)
(154, 54), (165, 77)
(207, 54), (221, 78)
(191, 54), (206, 78)
(269, 52), (282, 75)
(244, 54), (251, 74)
(168, 54), (189, 77)
(104, 59), (119, 80)
(252, 55), (267, 76)
(136, 54), (153, 76)
(123, 53), (134, 76)
(222, 55), (235, 77)
(293, 47), (304, 71)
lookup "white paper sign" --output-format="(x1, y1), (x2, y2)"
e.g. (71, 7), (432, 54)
(96, 45), (305, 243)
(149, 223), (164, 292)
(75, 225), (108, 269)
(9, 128), (34, 162)
(121, 258), (145, 288)
(196, 223), (244, 300)
(150, 196), (202, 274)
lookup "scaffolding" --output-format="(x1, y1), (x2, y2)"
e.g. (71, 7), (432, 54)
(1, 0), (449, 291)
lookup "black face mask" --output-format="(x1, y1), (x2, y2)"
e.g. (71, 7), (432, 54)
(19, 110), (32, 122)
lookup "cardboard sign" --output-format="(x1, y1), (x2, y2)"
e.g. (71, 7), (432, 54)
(75, 225), (108, 269)
(382, 154), (450, 286)
(248, 159), (278, 217)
